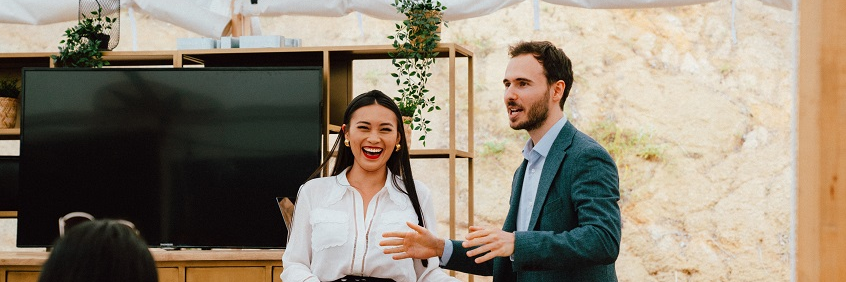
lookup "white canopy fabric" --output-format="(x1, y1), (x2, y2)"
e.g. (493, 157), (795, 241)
(543, 0), (714, 9)
(2, 0), (792, 38)
(1, 0), (80, 25)
(133, 0), (232, 39)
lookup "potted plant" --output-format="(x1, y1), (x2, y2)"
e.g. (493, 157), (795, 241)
(51, 3), (115, 67)
(0, 77), (21, 129)
(388, 0), (447, 146)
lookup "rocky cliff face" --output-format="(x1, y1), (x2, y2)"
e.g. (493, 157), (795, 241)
(0, 0), (793, 280)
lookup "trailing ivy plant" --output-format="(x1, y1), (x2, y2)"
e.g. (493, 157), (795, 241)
(388, 0), (447, 146)
(51, 4), (114, 68)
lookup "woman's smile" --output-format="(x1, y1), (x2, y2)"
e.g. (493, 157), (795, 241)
(362, 146), (384, 159)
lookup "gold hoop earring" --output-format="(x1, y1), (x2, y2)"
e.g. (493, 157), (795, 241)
(344, 139), (350, 147)
(395, 144), (401, 152)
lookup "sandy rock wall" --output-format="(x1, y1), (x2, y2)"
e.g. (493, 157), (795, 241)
(0, 0), (793, 281)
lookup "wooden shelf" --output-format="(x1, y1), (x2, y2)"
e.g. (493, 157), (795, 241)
(149, 249), (283, 262)
(0, 128), (19, 135)
(102, 51), (179, 67)
(410, 149), (473, 159)
(0, 128), (20, 139)
(0, 45), (475, 247)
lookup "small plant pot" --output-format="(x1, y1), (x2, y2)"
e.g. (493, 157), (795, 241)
(90, 33), (111, 50)
(408, 10), (442, 49)
(0, 97), (19, 128)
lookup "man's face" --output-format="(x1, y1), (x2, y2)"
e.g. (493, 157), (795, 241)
(502, 54), (553, 132)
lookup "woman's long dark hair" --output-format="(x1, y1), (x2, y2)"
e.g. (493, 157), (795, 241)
(308, 90), (426, 235)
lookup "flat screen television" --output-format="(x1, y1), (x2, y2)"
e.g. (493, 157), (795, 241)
(18, 67), (323, 249)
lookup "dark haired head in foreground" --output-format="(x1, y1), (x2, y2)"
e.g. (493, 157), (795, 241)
(38, 220), (158, 282)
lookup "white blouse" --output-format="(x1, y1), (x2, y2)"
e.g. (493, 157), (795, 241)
(281, 168), (457, 282)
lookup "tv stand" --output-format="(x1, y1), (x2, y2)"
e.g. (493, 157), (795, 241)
(0, 249), (284, 282)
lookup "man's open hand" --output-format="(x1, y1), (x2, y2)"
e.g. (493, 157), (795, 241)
(381, 222), (444, 260)
(462, 226), (515, 264)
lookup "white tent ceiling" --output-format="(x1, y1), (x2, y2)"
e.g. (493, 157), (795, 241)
(2, 0), (792, 38)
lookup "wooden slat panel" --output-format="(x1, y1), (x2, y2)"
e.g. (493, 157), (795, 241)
(797, 0), (846, 281)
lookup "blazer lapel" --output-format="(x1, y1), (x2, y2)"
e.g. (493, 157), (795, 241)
(526, 121), (576, 231)
(503, 159), (528, 232)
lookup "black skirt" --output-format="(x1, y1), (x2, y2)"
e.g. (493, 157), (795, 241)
(332, 275), (395, 282)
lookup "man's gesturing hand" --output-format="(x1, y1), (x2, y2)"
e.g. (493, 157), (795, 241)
(381, 222), (445, 260)
(462, 226), (515, 264)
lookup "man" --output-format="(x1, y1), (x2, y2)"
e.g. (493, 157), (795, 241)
(381, 41), (621, 281)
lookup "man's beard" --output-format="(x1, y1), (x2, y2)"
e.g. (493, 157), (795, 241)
(509, 90), (550, 131)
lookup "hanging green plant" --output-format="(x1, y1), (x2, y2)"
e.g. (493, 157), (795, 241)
(388, 0), (447, 146)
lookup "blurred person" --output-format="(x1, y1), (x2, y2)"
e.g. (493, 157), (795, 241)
(281, 90), (457, 282)
(38, 219), (158, 282)
(382, 41), (622, 281)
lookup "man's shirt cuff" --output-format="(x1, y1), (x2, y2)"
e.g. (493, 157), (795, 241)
(439, 239), (453, 266)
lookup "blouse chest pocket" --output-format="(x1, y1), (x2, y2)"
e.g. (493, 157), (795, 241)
(376, 211), (417, 247)
(310, 209), (349, 253)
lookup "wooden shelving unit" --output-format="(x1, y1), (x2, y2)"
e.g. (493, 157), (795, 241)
(0, 45), (474, 279)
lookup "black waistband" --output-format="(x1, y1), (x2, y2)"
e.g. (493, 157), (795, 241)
(333, 275), (395, 282)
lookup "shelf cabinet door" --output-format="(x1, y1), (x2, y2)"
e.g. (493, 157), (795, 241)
(272, 266), (283, 282)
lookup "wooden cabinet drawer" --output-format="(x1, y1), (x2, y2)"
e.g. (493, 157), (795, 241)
(186, 267), (266, 282)
(157, 267), (179, 282)
(6, 271), (39, 282)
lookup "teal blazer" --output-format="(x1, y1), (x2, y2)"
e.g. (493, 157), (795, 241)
(444, 121), (621, 282)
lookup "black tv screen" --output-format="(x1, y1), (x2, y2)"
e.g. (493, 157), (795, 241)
(18, 67), (322, 248)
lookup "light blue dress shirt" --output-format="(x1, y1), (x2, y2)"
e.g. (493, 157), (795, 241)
(516, 116), (567, 232)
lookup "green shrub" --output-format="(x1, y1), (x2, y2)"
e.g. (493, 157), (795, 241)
(587, 120), (664, 162)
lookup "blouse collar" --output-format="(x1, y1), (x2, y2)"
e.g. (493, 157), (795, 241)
(330, 167), (410, 210)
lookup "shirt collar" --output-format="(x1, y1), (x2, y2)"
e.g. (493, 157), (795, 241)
(522, 116), (568, 161)
(330, 167), (409, 210)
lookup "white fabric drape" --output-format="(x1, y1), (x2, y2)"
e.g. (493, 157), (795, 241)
(0, 0), (78, 25)
(0, 0), (794, 38)
(131, 0), (231, 38)
(349, 0), (524, 21)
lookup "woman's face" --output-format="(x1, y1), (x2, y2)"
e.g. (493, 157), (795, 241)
(345, 103), (401, 174)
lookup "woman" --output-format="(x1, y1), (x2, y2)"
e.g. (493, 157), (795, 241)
(38, 219), (158, 282)
(281, 90), (456, 282)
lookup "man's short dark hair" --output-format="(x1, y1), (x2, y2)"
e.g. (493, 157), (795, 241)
(509, 41), (574, 109)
